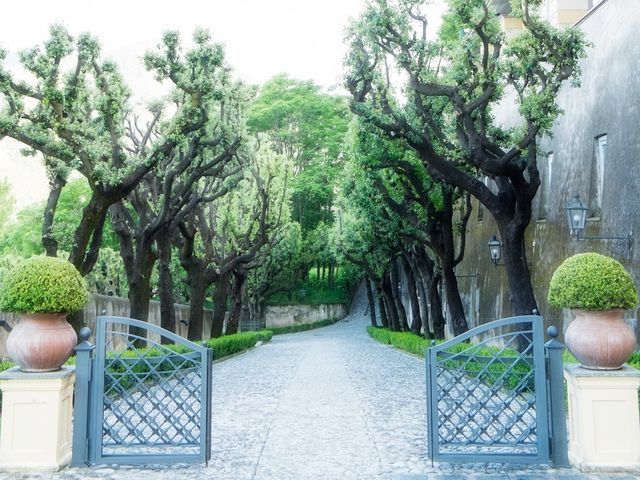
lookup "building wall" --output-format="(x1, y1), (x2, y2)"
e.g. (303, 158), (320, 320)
(454, 0), (640, 341)
(264, 304), (348, 329)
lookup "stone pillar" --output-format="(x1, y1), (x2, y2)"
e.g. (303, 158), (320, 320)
(564, 364), (640, 472)
(0, 366), (75, 471)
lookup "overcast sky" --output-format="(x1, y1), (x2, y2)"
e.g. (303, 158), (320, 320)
(0, 0), (446, 209)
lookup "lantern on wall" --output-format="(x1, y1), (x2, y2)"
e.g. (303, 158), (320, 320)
(487, 235), (502, 267)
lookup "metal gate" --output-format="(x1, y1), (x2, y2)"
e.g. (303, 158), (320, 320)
(72, 316), (212, 466)
(426, 315), (566, 465)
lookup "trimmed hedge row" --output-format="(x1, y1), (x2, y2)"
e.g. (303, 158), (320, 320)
(0, 330), (274, 373)
(368, 326), (640, 368)
(367, 327), (430, 357)
(204, 330), (272, 360)
(269, 318), (340, 335)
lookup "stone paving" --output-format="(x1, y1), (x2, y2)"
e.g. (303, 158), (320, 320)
(2, 293), (638, 479)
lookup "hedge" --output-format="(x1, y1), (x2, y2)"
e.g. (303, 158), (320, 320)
(269, 318), (339, 335)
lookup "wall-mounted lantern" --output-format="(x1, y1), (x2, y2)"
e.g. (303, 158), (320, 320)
(564, 194), (632, 251)
(488, 235), (503, 267)
(565, 194), (588, 237)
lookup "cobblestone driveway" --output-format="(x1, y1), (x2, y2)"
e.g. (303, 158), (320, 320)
(3, 296), (638, 479)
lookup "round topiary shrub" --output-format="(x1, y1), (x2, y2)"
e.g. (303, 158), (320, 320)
(0, 256), (89, 313)
(547, 252), (638, 310)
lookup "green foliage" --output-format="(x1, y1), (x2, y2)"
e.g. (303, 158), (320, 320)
(0, 204), (43, 257)
(0, 178), (119, 259)
(204, 331), (271, 359)
(269, 318), (340, 335)
(628, 352), (640, 371)
(548, 253), (639, 310)
(367, 326), (429, 357)
(248, 74), (350, 234)
(0, 360), (14, 372)
(0, 256), (88, 313)
(367, 327), (530, 390)
(256, 330), (273, 342)
(85, 247), (128, 298)
(266, 270), (353, 306)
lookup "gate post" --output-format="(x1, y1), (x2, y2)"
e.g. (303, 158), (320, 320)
(545, 325), (570, 468)
(71, 327), (95, 467)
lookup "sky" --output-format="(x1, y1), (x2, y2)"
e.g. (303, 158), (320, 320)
(0, 0), (446, 209)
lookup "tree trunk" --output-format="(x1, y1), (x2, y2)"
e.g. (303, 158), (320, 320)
(365, 275), (377, 327)
(412, 256), (431, 340)
(328, 260), (335, 288)
(186, 267), (207, 341)
(400, 254), (422, 336)
(389, 261), (409, 331)
(211, 273), (230, 338)
(416, 249), (444, 339)
(69, 193), (110, 276)
(157, 234), (175, 342)
(441, 264), (467, 337)
(376, 283), (389, 328)
(42, 173), (66, 257)
(381, 275), (399, 331)
(121, 238), (157, 345)
(500, 222), (538, 316)
(226, 270), (246, 335)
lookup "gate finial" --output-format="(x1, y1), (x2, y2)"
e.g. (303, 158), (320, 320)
(79, 327), (92, 343)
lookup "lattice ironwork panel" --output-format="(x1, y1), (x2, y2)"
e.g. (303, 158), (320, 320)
(426, 315), (549, 464)
(90, 316), (212, 465)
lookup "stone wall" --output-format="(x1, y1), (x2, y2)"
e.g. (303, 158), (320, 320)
(453, 0), (640, 342)
(265, 304), (348, 329)
(0, 294), (214, 359)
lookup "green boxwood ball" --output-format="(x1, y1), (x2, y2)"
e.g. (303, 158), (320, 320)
(0, 256), (89, 313)
(547, 252), (638, 310)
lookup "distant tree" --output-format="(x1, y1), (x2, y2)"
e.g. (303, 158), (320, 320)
(345, 0), (587, 317)
(176, 142), (292, 339)
(248, 74), (350, 234)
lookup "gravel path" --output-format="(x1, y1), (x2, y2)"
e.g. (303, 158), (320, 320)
(2, 289), (637, 479)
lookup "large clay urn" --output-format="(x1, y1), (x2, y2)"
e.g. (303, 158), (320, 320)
(564, 309), (637, 370)
(6, 313), (78, 372)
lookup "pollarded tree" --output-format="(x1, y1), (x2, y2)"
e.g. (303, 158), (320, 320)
(107, 29), (249, 331)
(176, 142), (292, 339)
(349, 121), (471, 335)
(0, 26), (224, 276)
(345, 0), (587, 317)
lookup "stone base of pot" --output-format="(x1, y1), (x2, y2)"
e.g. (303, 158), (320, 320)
(565, 309), (637, 370)
(6, 313), (77, 372)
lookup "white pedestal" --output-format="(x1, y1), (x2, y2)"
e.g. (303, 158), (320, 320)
(0, 366), (75, 471)
(564, 364), (640, 472)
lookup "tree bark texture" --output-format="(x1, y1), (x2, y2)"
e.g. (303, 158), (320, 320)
(365, 276), (377, 327)
(211, 273), (230, 338)
(157, 234), (175, 343)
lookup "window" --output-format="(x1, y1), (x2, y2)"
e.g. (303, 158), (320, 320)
(589, 134), (606, 217)
(538, 152), (553, 220)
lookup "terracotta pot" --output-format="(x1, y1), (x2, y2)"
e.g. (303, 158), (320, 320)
(565, 309), (637, 370)
(6, 313), (77, 372)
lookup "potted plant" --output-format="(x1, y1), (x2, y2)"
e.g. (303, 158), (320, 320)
(0, 256), (89, 372)
(548, 252), (638, 370)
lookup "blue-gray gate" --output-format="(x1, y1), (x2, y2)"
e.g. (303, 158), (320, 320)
(72, 316), (212, 466)
(426, 315), (568, 465)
